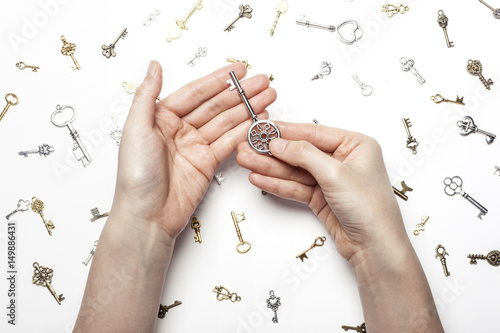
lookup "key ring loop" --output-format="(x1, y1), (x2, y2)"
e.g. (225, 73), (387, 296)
(361, 85), (373, 96)
(314, 236), (327, 247)
(431, 94), (445, 104)
(51, 104), (76, 127)
(5, 93), (19, 105)
(443, 176), (462, 196)
(336, 20), (363, 45)
(236, 241), (251, 253)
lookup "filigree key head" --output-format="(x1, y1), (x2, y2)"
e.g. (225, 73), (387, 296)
(457, 116), (477, 136)
(467, 59), (482, 76)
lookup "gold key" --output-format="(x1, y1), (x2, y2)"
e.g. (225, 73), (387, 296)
(226, 57), (252, 69)
(231, 211), (251, 253)
(296, 236), (326, 262)
(191, 216), (202, 243)
(167, 0), (203, 42)
(16, 61), (40, 72)
(270, 1), (288, 36)
(413, 215), (430, 236)
(60, 35), (81, 70)
(468, 250), (500, 266)
(0, 93), (19, 123)
(31, 197), (55, 236)
(392, 180), (413, 201)
(435, 244), (450, 277)
(213, 285), (241, 302)
(381, 4), (409, 17)
(158, 300), (182, 318)
(430, 94), (465, 105)
(32, 262), (65, 305)
(341, 322), (367, 332)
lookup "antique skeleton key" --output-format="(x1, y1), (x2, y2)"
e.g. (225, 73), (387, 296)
(60, 35), (80, 70)
(400, 57), (425, 85)
(437, 10), (454, 48)
(16, 61), (40, 72)
(296, 236), (326, 261)
(167, 0), (203, 42)
(225, 4), (253, 32)
(381, 4), (409, 17)
(82, 241), (98, 266)
(19, 143), (55, 157)
(226, 57), (252, 69)
(431, 94), (464, 105)
(213, 285), (241, 302)
(444, 176), (488, 219)
(90, 207), (109, 222)
(468, 250), (500, 266)
(312, 61), (333, 81)
(402, 118), (419, 154)
(191, 216), (202, 243)
(342, 322), (367, 332)
(230, 211), (251, 253)
(144, 10), (161, 26)
(435, 244), (450, 277)
(393, 180), (413, 201)
(187, 47), (207, 66)
(31, 197), (55, 236)
(296, 16), (363, 45)
(413, 216), (430, 236)
(6, 199), (30, 220)
(266, 290), (281, 323)
(467, 59), (494, 90)
(270, 1), (288, 36)
(478, 0), (500, 18)
(0, 93), (19, 123)
(102, 28), (128, 58)
(32, 262), (65, 304)
(158, 301), (182, 318)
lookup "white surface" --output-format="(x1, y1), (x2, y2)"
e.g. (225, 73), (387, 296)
(1, 0), (500, 332)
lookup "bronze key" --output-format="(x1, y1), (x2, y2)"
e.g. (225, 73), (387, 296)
(342, 322), (366, 332)
(31, 197), (55, 236)
(435, 244), (450, 277)
(32, 262), (65, 305)
(468, 250), (500, 266)
(158, 300), (182, 318)
(392, 180), (413, 201)
(296, 236), (326, 261)
(0, 93), (19, 123)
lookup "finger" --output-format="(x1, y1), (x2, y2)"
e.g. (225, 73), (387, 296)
(248, 173), (316, 205)
(160, 63), (247, 117)
(184, 74), (271, 129)
(198, 86), (276, 143)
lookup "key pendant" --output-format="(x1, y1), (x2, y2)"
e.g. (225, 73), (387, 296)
(16, 61), (40, 72)
(266, 290), (281, 323)
(32, 262), (65, 305)
(296, 16), (363, 45)
(413, 215), (430, 236)
(381, 4), (409, 17)
(213, 285), (241, 302)
(402, 118), (419, 154)
(51, 104), (92, 167)
(435, 244), (451, 277)
(90, 207), (109, 222)
(0, 93), (19, 123)
(226, 57), (252, 69)
(342, 322), (367, 332)
(167, 0), (203, 42)
(457, 116), (496, 145)
(228, 71), (281, 155)
(392, 180), (413, 201)
(82, 240), (98, 266)
(214, 173), (224, 185)
(225, 4), (253, 32)
(230, 211), (251, 253)
(467, 59), (494, 90)
(191, 216), (202, 243)
(431, 94), (465, 106)
(312, 61), (333, 81)
(144, 9), (161, 26)
(60, 35), (80, 70)
(437, 10), (454, 48)
(31, 197), (55, 235)
(468, 250), (500, 266)
(444, 176), (488, 219)
(400, 57), (425, 85)
(187, 47), (207, 66)
(296, 236), (327, 262)
(478, 0), (500, 18)
(102, 28), (128, 58)
(19, 143), (55, 157)
(270, 1), (288, 36)
(6, 199), (30, 220)
(352, 74), (373, 96)
(158, 301), (182, 318)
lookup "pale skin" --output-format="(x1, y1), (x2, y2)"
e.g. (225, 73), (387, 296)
(74, 61), (444, 332)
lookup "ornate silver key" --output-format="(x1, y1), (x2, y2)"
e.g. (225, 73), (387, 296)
(0, 93), (19, 123)
(467, 59), (493, 90)
(478, 0), (500, 18)
(102, 28), (128, 58)
(51, 105), (92, 167)
(16, 61), (40, 72)
(109, 114), (122, 146)
(381, 4), (409, 17)
(266, 290), (281, 323)
(457, 116), (496, 145)
(18, 143), (55, 157)
(270, 1), (288, 36)
(342, 322), (367, 332)
(296, 16), (363, 45)
(228, 71), (281, 155)
(400, 57), (425, 85)
(444, 176), (488, 219)
(437, 10), (454, 48)
(312, 61), (333, 81)
(435, 244), (450, 277)
(6, 199), (30, 220)
(351, 74), (373, 96)
(214, 173), (224, 185)
(143, 9), (161, 26)
(187, 47), (207, 66)
(468, 250), (500, 266)
(158, 301), (182, 318)
(225, 4), (253, 32)
(402, 118), (419, 154)
(82, 240), (98, 266)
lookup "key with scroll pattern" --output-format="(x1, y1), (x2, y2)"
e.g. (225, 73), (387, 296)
(468, 249), (500, 266)
(187, 47), (207, 66)
(82, 240), (98, 266)
(225, 4), (253, 32)
(60, 35), (80, 70)
(437, 10), (454, 48)
(435, 244), (450, 277)
(400, 57), (425, 85)
(31, 197), (55, 235)
(402, 118), (419, 154)
(444, 176), (487, 219)
(19, 143), (55, 157)
(296, 236), (326, 262)
(478, 0), (500, 18)
(6, 199), (30, 220)
(270, 1), (288, 36)
(457, 116), (496, 145)
(102, 28), (128, 58)
(266, 290), (281, 323)
(467, 59), (493, 90)
(32, 262), (65, 305)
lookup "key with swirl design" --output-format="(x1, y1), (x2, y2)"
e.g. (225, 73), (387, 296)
(224, 4), (253, 32)
(443, 176), (488, 219)
(102, 28), (128, 58)
(437, 10), (454, 48)
(468, 250), (500, 266)
(6, 199), (30, 220)
(266, 290), (281, 323)
(213, 285), (241, 302)
(60, 35), (80, 70)
(457, 116), (496, 145)
(467, 59), (493, 90)
(400, 57), (425, 85)
(31, 197), (55, 236)
(18, 143), (55, 157)
(32, 262), (65, 304)
(187, 47), (207, 66)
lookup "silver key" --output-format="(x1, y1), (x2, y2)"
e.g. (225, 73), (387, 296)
(266, 290), (281, 323)
(311, 61), (333, 81)
(351, 74), (373, 96)
(478, 0), (500, 18)
(400, 57), (425, 85)
(101, 28), (128, 58)
(143, 9), (161, 26)
(437, 10), (454, 48)
(296, 16), (363, 45)
(109, 114), (122, 146)
(214, 173), (224, 185)
(457, 116), (496, 145)
(6, 199), (30, 220)
(18, 143), (55, 157)
(224, 4), (253, 32)
(187, 47), (207, 66)
(82, 240), (98, 266)
(51, 105), (92, 167)
(444, 176), (488, 219)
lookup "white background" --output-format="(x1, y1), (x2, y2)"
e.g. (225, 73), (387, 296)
(1, 0), (500, 332)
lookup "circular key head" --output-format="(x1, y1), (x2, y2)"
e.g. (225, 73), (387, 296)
(443, 176), (463, 196)
(5, 93), (19, 105)
(51, 104), (76, 127)
(467, 60), (482, 76)
(437, 12), (448, 28)
(275, 0), (289, 13)
(400, 58), (414, 71)
(236, 240), (251, 253)
(167, 25), (182, 42)
(248, 120), (281, 154)
(31, 197), (44, 213)
(487, 250), (500, 266)
(493, 8), (500, 19)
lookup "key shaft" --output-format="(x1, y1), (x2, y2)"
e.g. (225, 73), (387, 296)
(463, 193), (488, 218)
(478, 0), (500, 18)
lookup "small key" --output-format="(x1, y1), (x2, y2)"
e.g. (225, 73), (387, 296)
(435, 244), (450, 277)
(402, 118), (419, 154)
(467, 59), (494, 90)
(444, 176), (488, 219)
(468, 250), (500, 266)
(167, 0), (203, 42)
(400, 57), (425, 85)
(16, 61), (40, 72)
(296, 236), (327, 262)
(413, 215), (430, 236)
(90, 207), (109, 222)
(430, 94), (465, 105)
(437, 11), (454, 48)
(494, 165), (500, 176)
(392, 180), (413, 201)
(214, 173), (224, 185)
(213, 285), (241, 302)
(102, 28), (128, 58)
(266, 290), (281, 323)
(60, 35), (80, 70)
(31, 197), (55, 236)
(224, 4), (253, 32)
(270, 1), (288, 36)
(6, 199), (30, 220)
(82, 240), (98, 266)
(226, 57), (252, 69)
(158, 300), (182, 318)
(0, 93), (19, 123)
(191, 216), (202, 243)
(187, 47), (207, 66)
(231, 211), (251, 253)
(342, 323), (367, 332)
(478, 0), (500, 18)
(51, 104), (92, 167)
(109, 114), (122, 146)
(144, 9), (161, 26)
(19, 143), (55, 157)
(312, 61), (333, 81)
(32, 262), (65, 305)
(296, 16), (363, 45)
(352, 74), (373, 96)
(381, 4), (409, 18)
(457, 116), (496, 145)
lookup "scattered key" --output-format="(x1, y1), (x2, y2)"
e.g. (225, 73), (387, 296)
(312, 119), (320, 124)
(166, 0), (203, 42)
(187, 47), (207, 66)
(430, 94), (464, 105)
(342, 322), (367, 332)
(467, 59), (493, 90)
(296, 16), (363, 45)
(230, 211), (251, 253)
(296, 236), (327, 262)
(144, 9), (161, 26)
(32, 262), (65, 305)
(312, 61), (333, 81)
(213, 285), (241, 302)
(102, 28), (128, 58)
(393, 180), (413, 201)
(122, 81), (161, 101)
(82, 240), (98, 266)
(352, 74), (373, 96)
(214, 173), (224, 185)
(51, 104), (92, 167)
(266, 290), (281, 323)
(402, 118), (419, 154)
(109, 114), (122, 146)
(60, 35), (80, 70)
(494, 165), (500, 176)
(90, 207), (109, 222)
(191, 216), (202, 243)
(413, 215), (430, 236)
(31, 197), (55, 236)
(268, 74), (274, 82)
(224, 4), (253, 32)
(18, 143), (55, 157)
(435, 244), (450, 277)
(381, 4), (409, 17)
(226, 56), (252, 69)
(457, 116), (496, 145)
(478, 0), (500, 18)
(468, 250), (500, 266)
(5, 199), (30, 220)
(16, 61), (39, 72)
(400, 57), (425, 85)
(270, 1), (288, 36)
(158, 300), (182, 318)
(437, 10), (454, 48)
(444, 176), (488, 219)
(0, 93), (19, 124)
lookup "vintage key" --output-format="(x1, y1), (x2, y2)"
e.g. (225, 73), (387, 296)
(102, 28), (128, 58)
(392, 180), (413, 201)
(400, 57), (425, 85)
(444, 176), (488, 219)
(109, 114), (122, 146)
(187, 47), (207, 66)
(158, 300), (182, 318)
(19, 143), (55, 157)
(32, 262), (65, 305)
(230, 211), (251, 253)
(468, 250), (500, 266)
(437, 10), (454, 48)
(228, 71), (281, 155)
(166, 0), (203, 42)
(312, 61), (333, 81)
(270, 1), (288, 36)
(214, 173), (224, 185)
(402, 118), (419, 154)
(213, 285), (241, 302)
(224, 4), (253, 32)
(478, 0), (500, 18)
(266, 290), (281, 323)
(6, 199), (30, 220)
(435, 244), (450, 277)
(495, 166), (500, 176)
(342, 323), (367, 332)
(51, 104), (92, 167)
(144, 9), (161, 26)
(352, 74), (373, 96)
(296, 16), (363, 45)
(0, 93), (19, 123)
(413, 215), (430, 236)
(226, 57), (252, 69)
(16, 61), (40, 72)
(457, 116), (496, 145)
(467, 59), (494, 90)
(31, 197), (55, 236)
(430, 94), (465, 105)
(381, 4), (409, 17)
(296, 236), (327, 262)
(60, 35), (80, 70)
(82, 240), (98, 266)
(191, 216), (202, 243)
(90, 207), (109, 222)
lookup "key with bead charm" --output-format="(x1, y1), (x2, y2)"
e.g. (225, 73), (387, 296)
(467, 59), (493, 90)
(224, 4), (253, 32)
(468, 250), (500, 266)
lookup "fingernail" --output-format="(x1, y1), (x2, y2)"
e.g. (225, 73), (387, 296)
(147, 60), (156, 76)
(270, 138), (288, 154)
